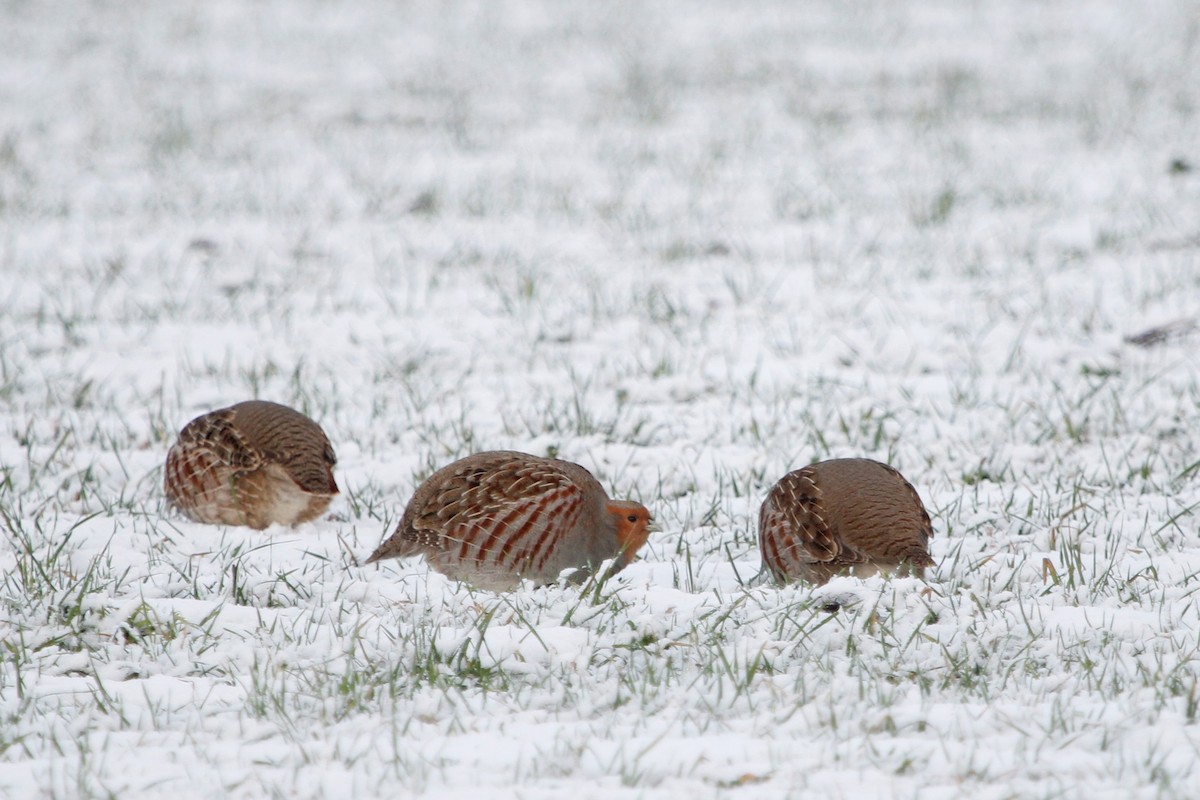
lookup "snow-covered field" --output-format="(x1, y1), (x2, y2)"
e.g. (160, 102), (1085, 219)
(2, 1), (1199, 797)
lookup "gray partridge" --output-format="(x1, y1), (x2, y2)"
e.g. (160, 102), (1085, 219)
(164, 400), (339, 529)
(365, 450), (655, 591)
(759, 458), (934, 585)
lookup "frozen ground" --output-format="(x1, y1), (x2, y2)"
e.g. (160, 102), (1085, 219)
(2, 0), (1199, 797)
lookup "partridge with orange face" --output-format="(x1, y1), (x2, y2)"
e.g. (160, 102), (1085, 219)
(164, 401), (339, 529)
(759, 458), (934, 585)
(365, 450), (655, 591)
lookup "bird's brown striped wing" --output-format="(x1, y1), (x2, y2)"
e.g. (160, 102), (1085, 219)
(366, 454), (593, 581)
(413, 460), (586, 577)
(181, 408), (264, 469)
(424, 483), (585, 580)
(164, 408), (265, 523)
(758, 466), (866, 583)
(226, 401), (337, 495)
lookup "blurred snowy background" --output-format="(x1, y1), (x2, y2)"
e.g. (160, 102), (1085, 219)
(1, 1), (1199, 797)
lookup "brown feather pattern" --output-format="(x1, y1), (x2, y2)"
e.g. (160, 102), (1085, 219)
(164, 400), (338, 529)
(759, 458), (934, 585)
(366, 450), (654, 591)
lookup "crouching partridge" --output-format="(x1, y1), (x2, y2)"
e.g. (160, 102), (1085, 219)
(759, 458), (934, 585)
(365, 450), (655, 591)
(164, 400), (339, 529)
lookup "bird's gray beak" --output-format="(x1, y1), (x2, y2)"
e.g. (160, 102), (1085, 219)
(647, 517), (662, 534)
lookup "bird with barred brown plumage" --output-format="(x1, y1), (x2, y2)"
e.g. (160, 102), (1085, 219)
(365, 450), (655, 591)
(164, 400), (338, 529)
(759, 458), (934, 585)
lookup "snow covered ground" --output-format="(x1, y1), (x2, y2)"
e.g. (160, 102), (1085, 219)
(2, 0), (1199, 797)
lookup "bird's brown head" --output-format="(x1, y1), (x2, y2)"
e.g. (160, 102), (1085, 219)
(606, 500), (656, 561)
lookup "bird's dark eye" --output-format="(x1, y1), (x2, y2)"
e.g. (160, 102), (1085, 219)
(627, 514), (638, 523)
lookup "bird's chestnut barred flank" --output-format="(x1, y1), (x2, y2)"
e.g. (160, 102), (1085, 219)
(759, 458), (934, 585)
(365, 450), (656, 592)
(164, 400), (339, 529)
